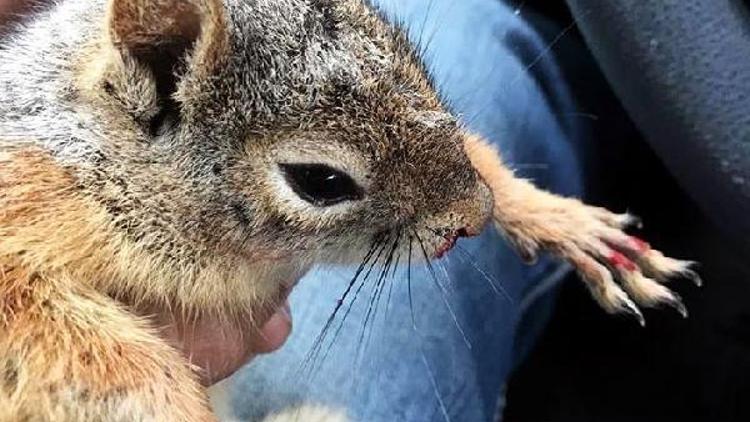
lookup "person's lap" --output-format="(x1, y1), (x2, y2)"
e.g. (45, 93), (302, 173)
(230, 1), (585, 421)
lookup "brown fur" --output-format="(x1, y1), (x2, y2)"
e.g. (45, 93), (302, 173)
(0, 149), (213, 421)
(0, 0), (696, 419)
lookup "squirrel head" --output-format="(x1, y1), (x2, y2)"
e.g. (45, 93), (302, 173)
(77, 0), (492, 311)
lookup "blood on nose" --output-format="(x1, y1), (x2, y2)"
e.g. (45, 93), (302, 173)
(434, 226), (479, 259)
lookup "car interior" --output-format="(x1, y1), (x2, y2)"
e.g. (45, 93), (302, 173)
(504, 1), (750, 421)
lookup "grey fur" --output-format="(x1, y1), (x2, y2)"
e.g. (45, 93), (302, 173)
(0, 0), (491, 307)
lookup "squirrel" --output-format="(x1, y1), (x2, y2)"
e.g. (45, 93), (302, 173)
(0, 0), (699, 420)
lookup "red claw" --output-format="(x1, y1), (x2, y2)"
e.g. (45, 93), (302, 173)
(629, 236), (651, 253)
(609, 251), (637, 272)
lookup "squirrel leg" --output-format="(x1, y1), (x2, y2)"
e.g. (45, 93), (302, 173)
(465, 136), (699, 324)
(0, 262), (215, 422)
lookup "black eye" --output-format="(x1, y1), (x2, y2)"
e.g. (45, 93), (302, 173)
(280, 163), (365, 207)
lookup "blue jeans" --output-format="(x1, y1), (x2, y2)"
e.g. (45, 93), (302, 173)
(230, 1), (585, 421)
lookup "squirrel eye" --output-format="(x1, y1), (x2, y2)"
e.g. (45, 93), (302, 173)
(280, 163), (365, 207)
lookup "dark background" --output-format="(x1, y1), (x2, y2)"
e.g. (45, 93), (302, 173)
(504, 1), (750, 421)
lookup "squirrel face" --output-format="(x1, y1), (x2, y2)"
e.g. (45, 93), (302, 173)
(72, 0), (491, 309)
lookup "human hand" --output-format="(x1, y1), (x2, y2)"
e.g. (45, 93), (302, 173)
(146, 300), (292, 385)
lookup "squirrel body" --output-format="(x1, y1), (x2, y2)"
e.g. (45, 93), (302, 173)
(0, 1), (697, 420)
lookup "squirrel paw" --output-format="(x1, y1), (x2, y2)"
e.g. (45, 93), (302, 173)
(496, 201), (700, 325)
(464, 134), (699, 324)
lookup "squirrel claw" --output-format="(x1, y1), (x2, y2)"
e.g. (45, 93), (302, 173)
(685, 269), (703, 288)
(621, 297), (646, 327)
(493, 200), (698, 320)
(666, 293), (689, 319)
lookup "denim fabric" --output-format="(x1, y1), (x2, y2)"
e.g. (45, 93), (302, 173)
(230, 1), (585, 421)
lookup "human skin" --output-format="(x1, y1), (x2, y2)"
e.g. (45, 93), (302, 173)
(0, 0), (293, 386)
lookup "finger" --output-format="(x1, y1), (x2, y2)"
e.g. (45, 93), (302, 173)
(251, 301), (293, 354)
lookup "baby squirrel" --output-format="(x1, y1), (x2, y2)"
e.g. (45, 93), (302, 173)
(0, 0), (699, 420)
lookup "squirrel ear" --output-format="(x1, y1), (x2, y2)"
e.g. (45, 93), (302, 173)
(108, 0), (227, 73)
(103, 0), (228, 134)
